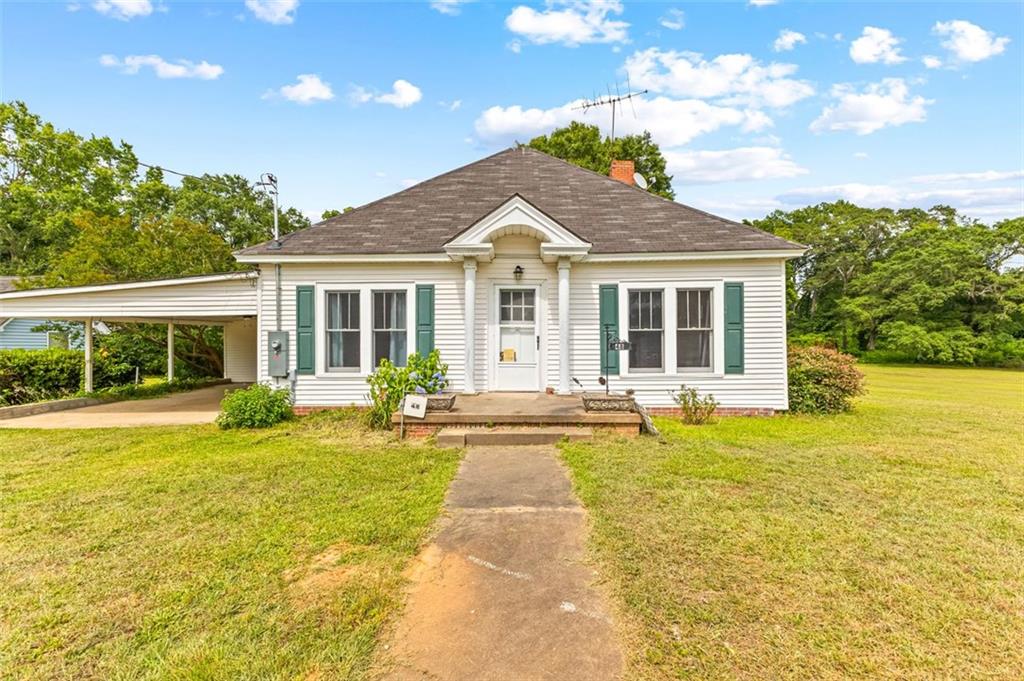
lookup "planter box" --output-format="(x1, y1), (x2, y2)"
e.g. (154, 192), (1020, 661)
(581, 393), (635, 412)
(426, 393), (457, 412)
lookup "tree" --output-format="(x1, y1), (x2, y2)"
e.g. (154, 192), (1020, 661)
(321, 207), (354, 220)
(527, 122), (675, 199)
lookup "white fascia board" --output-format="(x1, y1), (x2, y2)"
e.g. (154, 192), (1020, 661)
(0, 272), (257, 300)
(584, 248), (807, 263)
(234, 253), (451, 264)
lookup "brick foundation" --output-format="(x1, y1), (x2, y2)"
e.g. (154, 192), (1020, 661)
(646, 406), (776, 417)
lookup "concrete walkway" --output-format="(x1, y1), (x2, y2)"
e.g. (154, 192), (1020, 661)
(379, 445), (623, 681)
(0, 384), (233, 429)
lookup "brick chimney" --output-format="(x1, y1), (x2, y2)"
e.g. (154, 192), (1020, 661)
(609, 159), (635, 186)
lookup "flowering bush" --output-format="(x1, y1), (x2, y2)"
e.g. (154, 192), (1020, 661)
(788, 345), (865, 414)
(365, 350), (450, 430)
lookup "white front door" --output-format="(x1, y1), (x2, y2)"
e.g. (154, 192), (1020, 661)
(494, 286), (540, 391)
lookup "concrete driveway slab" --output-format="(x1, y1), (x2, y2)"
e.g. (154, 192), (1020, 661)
(0, 384), (234, 429)
(378, 445), (623, 681)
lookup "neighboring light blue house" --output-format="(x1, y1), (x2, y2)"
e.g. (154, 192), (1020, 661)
(0, 317), (53, 349)
(0, 278), (52, 349)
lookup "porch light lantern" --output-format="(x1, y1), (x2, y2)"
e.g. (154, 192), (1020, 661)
(513, 265), (524, 281)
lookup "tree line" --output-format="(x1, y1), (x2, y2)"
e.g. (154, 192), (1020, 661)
(2, 105), (1021, 370)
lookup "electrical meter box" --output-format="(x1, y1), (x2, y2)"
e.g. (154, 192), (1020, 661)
(267, 331), (289, 377)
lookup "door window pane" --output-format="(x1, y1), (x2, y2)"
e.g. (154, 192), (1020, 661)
(628, 290), (663, 370)
(676, 289), (712, 370)
(326, 291), (359, 370)
(372, 291), (407, 367)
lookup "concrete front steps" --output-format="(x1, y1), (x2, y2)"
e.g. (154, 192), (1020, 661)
(436, 427), (594, 447)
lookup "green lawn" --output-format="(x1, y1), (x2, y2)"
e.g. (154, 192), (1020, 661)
(0, 412), (460, 680)
(561, 365), (1024, 679)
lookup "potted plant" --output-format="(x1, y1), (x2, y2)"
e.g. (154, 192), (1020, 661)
(408, 350), (456, 411)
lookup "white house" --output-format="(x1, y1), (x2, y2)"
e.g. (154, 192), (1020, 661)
(0, 148), (804, 412)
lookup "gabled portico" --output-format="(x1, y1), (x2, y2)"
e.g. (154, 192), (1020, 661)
(444, 195), (591, 395)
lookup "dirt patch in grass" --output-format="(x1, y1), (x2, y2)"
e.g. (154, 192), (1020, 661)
(0, 418), (461, 679)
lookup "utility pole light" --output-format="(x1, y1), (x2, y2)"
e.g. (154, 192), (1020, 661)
(255, 172), (281, 249)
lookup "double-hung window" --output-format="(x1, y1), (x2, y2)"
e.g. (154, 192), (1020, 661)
(373, 290), (407, 367)
(628, 289), (663, 371)
(677, 289), (712, 370)
(326, 291), (360, 370)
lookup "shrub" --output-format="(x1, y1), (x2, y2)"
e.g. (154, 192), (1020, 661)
(216, 383), (293, 429)
(671, 384), (718, 425)
(788, 345), (865, 414)
(0, 348), (135, 406)
(365, 350), (450, 430)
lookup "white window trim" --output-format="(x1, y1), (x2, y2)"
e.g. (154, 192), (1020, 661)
(618, 280), (725, 379)
(314, 282), (416, 378)
(676, 288), (715, 374)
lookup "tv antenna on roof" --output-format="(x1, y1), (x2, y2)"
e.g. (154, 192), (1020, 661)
(572, 77), (648, 141)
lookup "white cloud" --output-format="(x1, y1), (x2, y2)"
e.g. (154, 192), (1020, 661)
(266, 74), (334, 104)
(99, 54), (223, 79)
(475, 95), (770, 147)
(430, 0), (468, 15)
(245, 0), (298, 25)
(773, 29), (806, 52)
(748, 0), (778, 6)
(853, 151), (869, 159)
(351, 80), (423, 108)
(66, 3), (82, 12)
(623, 48), (814, 108)
(907, 170), (1024, 184)
(778, 183), (1022, 215)
(664, 146), (808, 183)
(440, 99), (463, 111)
(922, 55), (943, 69)
(92, 0), (153, 20)
(505, 0), (629, 46)
(849, 26), (906, 64)
(507, 39), (523, 53)
(933, 20), (1010, 63)
(810, 78), (931, 135)
(659, 8), (684, 31)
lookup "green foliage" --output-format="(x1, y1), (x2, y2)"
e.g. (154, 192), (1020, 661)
(787, 345), (865, 414)
(528, 122), (675, 199)
(0, 348), (134, 406)
(754, 204), (1024, 366)
(365, 350), (451, 430)
(216, 383), (293, 429)
(79, 377), (222, 401)
(671, 384), (718, 425)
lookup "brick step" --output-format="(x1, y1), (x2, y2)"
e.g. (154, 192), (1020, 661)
(436, 427), (594, 447)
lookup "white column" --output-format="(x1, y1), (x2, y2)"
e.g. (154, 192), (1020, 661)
(557, 257), (571, 394)
(463, 258), (477, 394)
(167, 323), (175, 382)
(83, 318), (94, 393)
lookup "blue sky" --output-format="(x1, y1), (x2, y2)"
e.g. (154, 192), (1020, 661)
(3, 0), (1022, 223)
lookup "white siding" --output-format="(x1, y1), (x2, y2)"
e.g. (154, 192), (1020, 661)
(0, 277), (257, 321)
(259, 262), (466, 406)
(0, 319), (49, 349)
(266, 252), (789, 410)
(223, 319), (258, 382)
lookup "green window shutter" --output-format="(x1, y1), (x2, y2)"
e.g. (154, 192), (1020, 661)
(416, 284), (435, 355)
(296, 285), (315, 375)
(599, 284), (620, 375)
(724, 282), (744, 374)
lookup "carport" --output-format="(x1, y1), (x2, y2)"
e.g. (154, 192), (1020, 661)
(0, 272), (259, 390)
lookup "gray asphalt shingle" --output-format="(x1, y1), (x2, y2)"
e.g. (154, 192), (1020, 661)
(237, 147), (801, 256)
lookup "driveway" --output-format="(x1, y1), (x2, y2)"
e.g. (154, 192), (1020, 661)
(0, 384), (234, 429)
(378, 445), (623, 680)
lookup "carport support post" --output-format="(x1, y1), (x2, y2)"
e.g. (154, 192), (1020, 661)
(167, 323), (175, 383)
(463, 257), (477, 394)
(83, 318), (94, 393)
